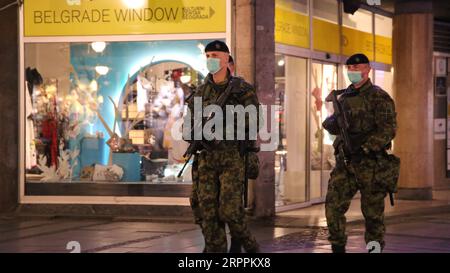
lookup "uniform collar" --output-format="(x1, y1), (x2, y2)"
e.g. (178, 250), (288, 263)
(351, 78), (373, 94)
(207, 69), (232, 86)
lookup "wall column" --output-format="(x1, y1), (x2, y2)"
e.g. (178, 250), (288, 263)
(0, 0), (19, 212)
(254, 0), (276, 217)
(393, 1), (434, 200)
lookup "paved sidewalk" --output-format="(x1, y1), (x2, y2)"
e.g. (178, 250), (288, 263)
(0, 199), (449, 253)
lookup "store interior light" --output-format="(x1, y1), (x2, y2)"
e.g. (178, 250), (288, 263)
(89, 80), (98, 92)
(91, 42), (106, 53)
(95, 66), (110, 76)
(180, 75), (191, 84)
(122, 0), (146, 9)
(278, 59), (285, 66)
(197, 43), (205, 53)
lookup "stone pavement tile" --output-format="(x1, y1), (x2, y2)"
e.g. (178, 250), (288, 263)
(271, 247), (330, 253)
(387, 222), (450, 240)
(0, 220), (53, 233)
(0, 220), (107, 242)
(30, 250), (69, 253)
(273, 217), (298, 226)
(116, 235), (175, 249)
(78, 225), (120, 231)
(80, 234), (172, 252)
(97, 247), (154, 253)
(311, 244), (331, 250)
(0, 228), (164, 253)
(346, 247), (367, 253)
(173, 245), (204, 253)
(383, 246), (431, 253)
(383, 236), (450, 252)
(251, 227), (307, 242)
(94, 222), (197, 233)
(116, 230), (204, 253)
(0, 243), (73, 253)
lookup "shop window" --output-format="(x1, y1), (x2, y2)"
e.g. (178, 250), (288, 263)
(24, 40), (214, 195)
(274, 54), (308, 206)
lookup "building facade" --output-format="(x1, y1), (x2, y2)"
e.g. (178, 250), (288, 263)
(0, 0), (448, 217)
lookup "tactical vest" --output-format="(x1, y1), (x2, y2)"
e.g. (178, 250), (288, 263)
(335, 84), (391, 153)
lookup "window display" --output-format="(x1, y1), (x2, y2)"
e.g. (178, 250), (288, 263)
(24, 40), (213, 187)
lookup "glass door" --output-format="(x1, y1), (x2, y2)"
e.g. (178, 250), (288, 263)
(274, 54), (308, 206)
(309, 61), (338, 203)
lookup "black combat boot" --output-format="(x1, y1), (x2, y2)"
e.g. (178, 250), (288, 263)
(229, 237), (242, 253)
(331, 244), (346, 253)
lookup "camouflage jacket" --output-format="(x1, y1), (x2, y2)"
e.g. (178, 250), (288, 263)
(183, 71), (261, 148)
(332, 79), (397, 155)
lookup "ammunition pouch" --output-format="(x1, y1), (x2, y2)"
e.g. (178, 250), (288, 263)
(373, 152), (401, 193)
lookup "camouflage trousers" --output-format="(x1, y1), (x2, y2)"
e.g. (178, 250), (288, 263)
(190, 148), (259, 253)
(325, 156), (387, 250)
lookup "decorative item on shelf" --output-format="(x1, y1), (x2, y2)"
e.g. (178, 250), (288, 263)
(79, 136), (106, 170)
(119, 137), (135, 153)
(36, 155), (59, 182)
(36, 141), (80, 182)
(80, 165), (95, 181)
(112, 153), (141, 181)
(106, 133), (121, 152)
(80, 164), (124, 182)
(92, 164), (124, 182)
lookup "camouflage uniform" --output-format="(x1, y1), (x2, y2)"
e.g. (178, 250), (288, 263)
(187, 72), (260, 253)
(324, 79), (397, 251)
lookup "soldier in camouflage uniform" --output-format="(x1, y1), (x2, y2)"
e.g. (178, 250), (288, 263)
(322, 53), (399, 253)
(185, 40), (260, 253)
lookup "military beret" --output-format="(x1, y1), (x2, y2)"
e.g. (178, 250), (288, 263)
(205, 40), (230, 53)
(346, 53), (370, 65)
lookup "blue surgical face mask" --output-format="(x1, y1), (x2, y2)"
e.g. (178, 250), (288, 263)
(347, 71), (363, 84)
(207, 58), (222, 74)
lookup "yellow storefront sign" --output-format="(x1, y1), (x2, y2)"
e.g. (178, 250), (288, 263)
(313, 18), (339, 54)
(275, 1), (309, 49)
(342, 26), (374, 61)
(24, 0), (226, 37)
(375, 35), (392, 65)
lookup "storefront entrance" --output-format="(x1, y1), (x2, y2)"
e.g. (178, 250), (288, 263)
(274, 50), (339, 207)
(309, 61), (337, 203)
